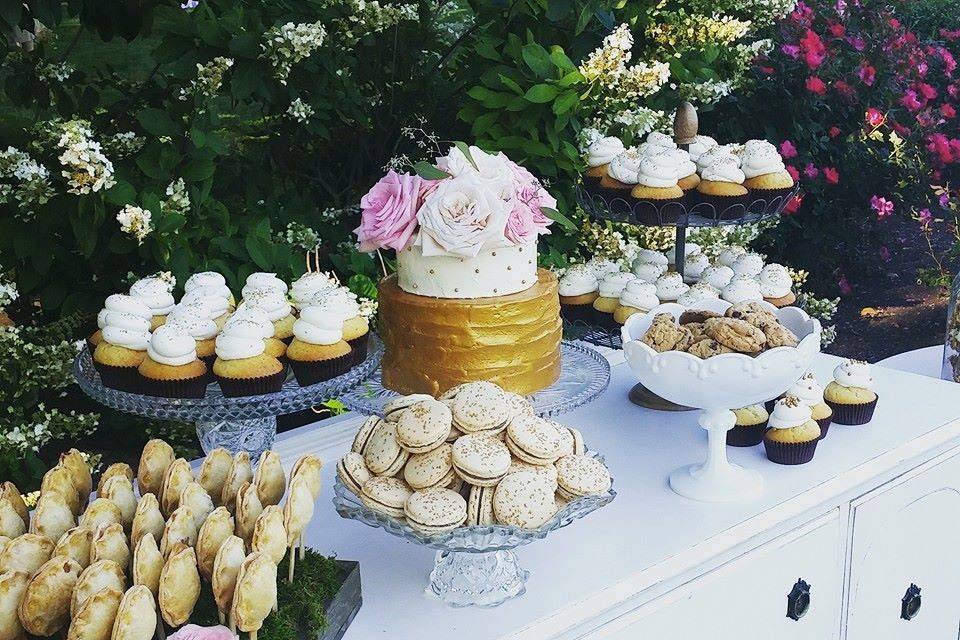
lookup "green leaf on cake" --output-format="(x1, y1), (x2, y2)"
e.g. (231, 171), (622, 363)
(412, 161), (450, 180)
(540, 206), (576, 231)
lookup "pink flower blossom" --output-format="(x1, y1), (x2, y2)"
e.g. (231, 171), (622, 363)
(835, 80), (854, 98)
(918, 208), (933, 226)
(940, 48), (957, 75)
(918, 83), (938, 100)
(901, 90), (923, 111)
(870, 195), (894, 220)
(504, 160), (554, 245)
(837, 275), (853, 296)
(779, 140), (798, 159)
(949, 85), (959, 99)
(940, 193), (951, 209)
(823, 167), (840, 184)
(804, 163), (820, 179)
(829, 23), (846, 37)
(784, 194), (803, 215)
(781, 44), (801, 59)
(926, 134), (953, 164)
(865, 108), (885, 128)
(168, 626), (236, 640)
(800, 29), (827, 69)
(943, 104), (957, 119)
(857, 63), (876, 86)
(785, 165), (801, 182)
(847, 36), (866, 52)
(829, 126), (842, 138)
(355, 170), (429, 252)
(806, 76), (827, 95)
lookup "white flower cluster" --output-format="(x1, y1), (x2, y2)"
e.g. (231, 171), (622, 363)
(116, 204), (153, 244)
(286, 97), (315, 123)
(358, 297), (378, 320)
(280, 220), (322, 250)
(1, 403), (98, 455)
(0, 277), (18, 309)
(679, 78), (735, 104)
(103, 131), (146, 158)
(607, 106), (671, 140)
(261, 21), (327, 84)
(335, 0), (418, 45)
(180, 56), (234, 101)
(162, 177), (191, 217)
(0, 146), (54, 213)
(37, 61), (73, 83)
(56, 120), (116, 195)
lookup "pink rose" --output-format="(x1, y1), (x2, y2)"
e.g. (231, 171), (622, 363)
(354, 171), (425, 252)
(504, 161), (554, 244)
(779, 140), (798, 159)
(168, 626), (236, 640)
(805, 76), (827, 95)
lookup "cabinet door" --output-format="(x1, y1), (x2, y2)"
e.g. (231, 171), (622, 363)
(593, 511), (843, 640)
(846, 450), (960, 640)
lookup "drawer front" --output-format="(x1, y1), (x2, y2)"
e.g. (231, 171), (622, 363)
(846, 450), (960, 640)
(592, 511), (842, 640)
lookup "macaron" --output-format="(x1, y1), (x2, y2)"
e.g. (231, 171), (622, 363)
(363, 420), (410, 477)
(395, 399), (452, 454)
(492, 471), (558, 529)
(505, 414), (565, 465)
(360, 476), (412, 519)
(446, 424), (463, 443)
(555, 424), (585, 456)
(504, 392), (534, 419)
(508, 458), (558, 488)
(337, 452), (371, 496)
(403, 487), (467, 535)
(351, 416), (383, 454)
(438, 383), (470, 402)
(466, 484), (494, 526)
(452, 382), (509, 435)
(555, 455), (612, 501)
(403, 443), (455, 490)
(383, 393), (434, 423)
(451, 434), (511, 487)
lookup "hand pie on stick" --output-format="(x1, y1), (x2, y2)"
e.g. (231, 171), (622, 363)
(0, 571), (30, 640)
(158, 545), (200, 628)
(196, 507), (234, 582)
(111, 585), (157, 640)
(138, 440), (175, 498)
(211, 536), (245, 629)
(281, 475), (314, 583)
(18, 556), (82, 636)
(231, 553), (277, 640)
(0, 533), (53, 577)
(198, 449), (232, 505)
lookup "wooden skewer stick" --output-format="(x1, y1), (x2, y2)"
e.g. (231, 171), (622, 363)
(228, 610), (236, 634)
(155, 616), (166, 640)
(219, 611), (225, 625)
(287, 544), (296, 583)
(251, 629), (257, 640)
(298, 534), (305, 561)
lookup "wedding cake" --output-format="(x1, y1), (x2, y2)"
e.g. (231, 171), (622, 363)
(356, 145), (562, 395)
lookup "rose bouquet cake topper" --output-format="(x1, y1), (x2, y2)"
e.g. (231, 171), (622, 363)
(355, 143), (569, 257)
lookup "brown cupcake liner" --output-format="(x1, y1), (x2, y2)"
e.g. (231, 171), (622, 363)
(633, 198), (684, 225)
(824, 395), (878, 425)
(290, 352), (354, 387)
(93, 361), (142, 393)
(747, 186), (794, 210)
(347, 333), (369, 364)
(726, 422), (767, 447)
(140, 374), (209, 399)
(695, 192), (749, 219)
(217, 368), (286, 397)
(816, 415), (832, 439)
(763, 433), (819, 465)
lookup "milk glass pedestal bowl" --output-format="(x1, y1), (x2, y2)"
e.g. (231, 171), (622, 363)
(621, 300), (822, 503)
(333, 451), (616, 608)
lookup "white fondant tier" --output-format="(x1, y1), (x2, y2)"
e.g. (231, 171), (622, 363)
(396, 243), (538, 299)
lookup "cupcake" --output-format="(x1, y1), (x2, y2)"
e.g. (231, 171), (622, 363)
(786, 373), (833, 437)
(654, 272), (689, 302)
(240, 288), (295, 342)
(93, 310), (152, 392)
(686, 135), (718, 163)
(583, 135), (625, 189)
(630, 153), (684, 224)
(241, 272), (288, 299)
(677, 282), (719, 308)
(637, 131), (677, 156)
(823, 360), (878, 425)
(631, 259), (667, 283)
(699, 264), (734, 290)
(286, 307), (353, 385)
(715, 246), (747, 268)
(721, 275), (764, 305)
(212, 321), (286, 397)
(666, 242), (701, 272)
(90, 294), (152, 353)
(290, 272), (338, 311)
(683, 252), (710, 283)
(731, 252), (764, 278)
(670, 148), (701, 197)
(695, 145), (739, 174)
(763, 396), (821, 464)
(727, 404), (769, 447)
(558, 264), (600, 325)
(312, 287), (369, 362)
(137, 324), (208, 398)
(696, 156), (748, 212)
(130, 275), (176, 330)
(184, 272), (235, 305)
(165, 303), (219, 369)
(599, 149), (641, 203)
(593, 272), (636, 330)
(613, 280), (660, 325)
(758, 264), (797, 307)
(223, 307), (287, 361)
(180, 284), (233, 328)
(739, 140), (795, 200)
(585, 257), (623, 281)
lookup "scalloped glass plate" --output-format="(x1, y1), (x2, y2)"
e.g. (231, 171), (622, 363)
(340, 339), (611, 419)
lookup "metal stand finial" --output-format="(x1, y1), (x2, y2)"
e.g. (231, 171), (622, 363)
(673, 101), (698, 145)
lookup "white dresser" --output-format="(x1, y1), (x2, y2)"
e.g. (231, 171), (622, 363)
(267, 350), (960, 639)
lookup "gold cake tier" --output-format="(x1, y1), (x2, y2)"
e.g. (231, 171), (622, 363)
(378, 269), (562, 396)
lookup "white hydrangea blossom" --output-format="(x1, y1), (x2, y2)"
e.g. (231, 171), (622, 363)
(280, 220), (322, 250)
(37, 61), (73, 83)
(286, 97), (315, 123)
(336, 0), (418, 45)
(261, 21), (327, 84)
(103, 131), (146, 158)
(358, 297), (378, 319)
(180, 56), (234, 100)
(0, 146), (54, 212)
(56, 120), (116, 195)
(162, 178), (191, 216)
(608, 106), (670, 139)
(0, 277), (18, 309)
(116, 204), (153, 244)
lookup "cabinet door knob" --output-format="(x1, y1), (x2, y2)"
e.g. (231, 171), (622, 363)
(786, 579), (811, 621)
(901, 584), (922, 621)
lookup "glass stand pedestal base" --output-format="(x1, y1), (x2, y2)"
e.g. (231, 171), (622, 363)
(196, 417), (277, 460)
(428, 550), (529, 608)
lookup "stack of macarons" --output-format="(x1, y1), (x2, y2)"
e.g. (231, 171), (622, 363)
(89, 269), (373, 398)
(337, 380), (612, 535)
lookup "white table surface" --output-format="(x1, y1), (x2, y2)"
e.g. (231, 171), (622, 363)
(274, 349), (960, 640)
(876, 344), (941, 377)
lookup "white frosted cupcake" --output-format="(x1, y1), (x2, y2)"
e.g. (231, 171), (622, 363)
(654, 272), (689, 302)
(758, 264), (796, 307)
(287, 306), (353, 385)
(594, 272), (636, 327)
(584, 135), (626, 186)
(180, 284), (234, 328)
(614, 280), (660, 325)
(166, 302), (220, 367)
(683, 252), (711, 283)
(721, 275), (763, 304)
(700, 264), (734, 290)
(239, 288), (295, 342)
(731, 252), (765, 278)
(89, 294), (152, 353)
(290, 272), (338, 311)
(637, 131), (677, 156)
(600, 148), (642, 196)
(677, 282), (719, 307)
(130, 275), (176, 330)
(241, 272), (288, 299)
(585, 257), (622, 281)
(715, 246), (747, 268)
(687, 135), (718, 163)
(213, 319), (285, 397)
(138, 324), (208, 398)
(631, 259), (667, 283)
(558, 264), (601, 324)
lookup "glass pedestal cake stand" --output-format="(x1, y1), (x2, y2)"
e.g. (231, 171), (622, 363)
(340, 338), (611, 419)
(333, 451), (615, 608)
(73, 342), (383, 460)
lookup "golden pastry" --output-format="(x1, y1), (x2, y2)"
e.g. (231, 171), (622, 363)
(0, 482), (28, 531)
(0, 495), (25, 539)
(52, 526), (93, 568)
(290, 454), (323, 500)
(111, 585), (157, 640)
(97, 463), (134, 496)
(0, 571), (30, 640)
(211, 536), (245, 624)
(157, 545), (200, 628)
(253, 451), (286, 507)
(78, 499), (121, 532)
(99, 476), (137, 530)
(179, 482), (215, 530)
(235, 483), (263, 548)
(18, 557), (82, 636)
(220, 453), (252, 513)
(31, 492), (76, 543)
(0, 533), (53, 577)
(71, 559), (125, 617)
(90, 524), (129, 572)
(131, 533), (162, 597)
(67, 588), (122, 640)
(41, 464), (82, 515)
(196, 507), (234, 581)
(251, 506), (286, 565)
(159, 506), (197, 559)
(198, 448), (233, 505)
(137, 440), (175, 497)
(130, 494), (164, 550)
(160, 458), (194, 517)
(231, 553), (278, 635)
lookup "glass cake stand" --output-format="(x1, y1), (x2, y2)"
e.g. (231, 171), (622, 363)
(73, 342), (383, 460)
(333, 451), (616, 607)
(339, 339), (611, 419)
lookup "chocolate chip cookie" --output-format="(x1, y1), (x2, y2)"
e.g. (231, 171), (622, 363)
(680, 309), (722, 325)
(704, 317), (767, 354)
(762, 321), (799, 347)
(687, 338), (735, 359)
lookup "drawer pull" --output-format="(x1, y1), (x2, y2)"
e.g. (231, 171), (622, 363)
(786, 579), (811, 621)
(901, 584), (922, 621)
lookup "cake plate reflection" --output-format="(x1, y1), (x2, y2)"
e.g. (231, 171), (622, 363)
(339, 337), (611, 419)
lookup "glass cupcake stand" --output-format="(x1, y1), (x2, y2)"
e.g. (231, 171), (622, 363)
(73, 342), (383, 460)
(621, 299), (822, 502)
(336, 337), (614, 607)
(333, 452), (616, 608)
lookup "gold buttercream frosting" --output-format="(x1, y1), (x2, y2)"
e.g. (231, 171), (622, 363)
(379, 269), (562, 396)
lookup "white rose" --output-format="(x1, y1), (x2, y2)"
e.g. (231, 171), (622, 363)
(436, 145), (514, 199)
(415, 173), (512, 258)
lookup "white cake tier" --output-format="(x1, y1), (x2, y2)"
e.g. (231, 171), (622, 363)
(396, 242), (538, 299)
